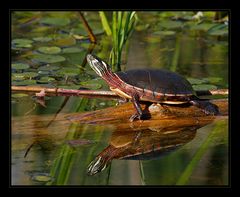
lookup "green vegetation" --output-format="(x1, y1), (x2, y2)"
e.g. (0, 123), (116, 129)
(99, 11), (137, 71)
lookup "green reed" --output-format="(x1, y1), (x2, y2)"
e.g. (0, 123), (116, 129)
(99, 11), (137, 71)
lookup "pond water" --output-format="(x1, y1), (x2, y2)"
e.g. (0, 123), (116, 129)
(11, 11), (229, 186)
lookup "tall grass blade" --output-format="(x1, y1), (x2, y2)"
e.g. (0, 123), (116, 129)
(99, 11), (112, 36)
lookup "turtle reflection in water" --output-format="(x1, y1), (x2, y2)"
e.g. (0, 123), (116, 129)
(87, 126), (198, 176)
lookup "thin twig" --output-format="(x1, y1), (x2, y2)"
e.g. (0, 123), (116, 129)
(78, 11), (97, 43)
(11, 86), (229, 97)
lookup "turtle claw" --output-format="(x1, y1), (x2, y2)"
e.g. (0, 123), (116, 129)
(129, 113), (143, 122)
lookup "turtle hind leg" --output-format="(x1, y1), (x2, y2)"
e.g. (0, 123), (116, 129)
(190, 100), (220, 115)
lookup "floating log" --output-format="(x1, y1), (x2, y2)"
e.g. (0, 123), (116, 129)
(66, 99), (228, 130)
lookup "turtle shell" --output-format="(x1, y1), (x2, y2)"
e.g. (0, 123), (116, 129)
(116, 69), (194, 96)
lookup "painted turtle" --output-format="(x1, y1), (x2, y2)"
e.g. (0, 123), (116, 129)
(87, 54), (219, 121)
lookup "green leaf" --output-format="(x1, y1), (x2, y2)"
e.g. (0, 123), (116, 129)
(37, 46), (61, 54)
(37, 76), (56, 84)
(62, 47), (83, 53)
(12, 73), (25, 81)
(191, 23), (216, 31)
(202, 77), (222, 84)
(187, 77), (208, 85)
(12, 38), (33, 45)
(33, 37), (53, 42)
(31, 173), (52, 182)
(56, 67), (80, 77)
(12, 38), (33, 48)
(40, 17), (71, 26)
(152, 30), (176, 36)
(208, 29), (228, 36)
(158, 20), (183, 29)
(192, 84), (218, 91)
(52, 36), (76, 47)
(21, 72), (38, 79)
(32, 54), (66, 63)
(12, 63), (30, 70)
(12, 80), (37, 86)
(12, 93), (29, 98)
(80, 80), (102, 90)
(58, 85), (81, 89)
(38, 65), (60, 71)
(99, 11), (112, 36)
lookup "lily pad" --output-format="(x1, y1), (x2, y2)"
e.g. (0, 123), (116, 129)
(71, 22), (103, 36)
(135, 24), (150, 31)
(51, 34), (76, 47)
(38, 70), (51, 75)
(152, 31), (176, 36)
(57, 67), (80, 77)
(202, 77), (222, 84)
(207, 23), (228, 35)
(20, 72), (38, 79)
(32, 54), (66, 63)
(187, 77), (208, 85)
(62, 47), (83, 53)
(32, 26), (51, 33)
(208, 29), (228, 36)
(80, 80), (102, 90)
(31, 173), (52, 182)
(12, 63), (30, 70)
(143, 34), (162, 43)
(12, 80), (37, 86)
(192, 84), (218, 91)
(12, 93), (29, 98)
(37, 76), (56, 84)
(79, 42), (91, 49)
(12, 73), (25, 81)
(158, 20), (183, 29)
(37, 46), (61, 54)
(40, 17), (70, 26)
(191, 23), (216, 32)
(12, 38), (33, 48)
(38, 65), (60, 71)
(33, 36), (53, 42)
(58, 85), (81, 89)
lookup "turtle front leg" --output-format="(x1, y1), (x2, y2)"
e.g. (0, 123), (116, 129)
(129, 94), (144, 122)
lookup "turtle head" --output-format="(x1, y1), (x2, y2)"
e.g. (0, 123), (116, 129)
(87, 54), (112, 78)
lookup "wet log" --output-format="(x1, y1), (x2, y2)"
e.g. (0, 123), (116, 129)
(66, 99), (228, 130)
